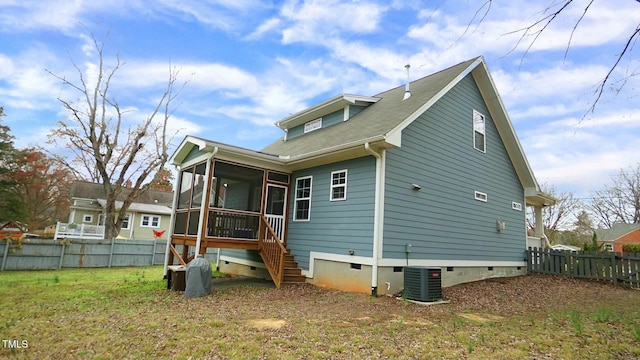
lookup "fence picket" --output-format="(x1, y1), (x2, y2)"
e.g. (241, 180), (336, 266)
(0, 238), (219, 271)
(526, 248), (639, 289)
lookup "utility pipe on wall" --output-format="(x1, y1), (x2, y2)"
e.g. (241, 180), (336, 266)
(364, 142), (386, 297)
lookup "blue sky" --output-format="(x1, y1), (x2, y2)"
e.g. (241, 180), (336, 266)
(0, 0), (639, 199)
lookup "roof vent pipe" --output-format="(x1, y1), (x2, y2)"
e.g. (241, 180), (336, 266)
(403, 64), (412, 100)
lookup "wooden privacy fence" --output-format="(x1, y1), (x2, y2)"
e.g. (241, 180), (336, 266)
(0, 238), (219, 271)
(526, 247), (640, 288)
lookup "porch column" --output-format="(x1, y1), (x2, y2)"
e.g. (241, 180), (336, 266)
(534, 205), (550, 248)
(194, 148), (218, 257)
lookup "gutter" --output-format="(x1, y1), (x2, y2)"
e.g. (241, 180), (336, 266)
(364, 142), (386, 297)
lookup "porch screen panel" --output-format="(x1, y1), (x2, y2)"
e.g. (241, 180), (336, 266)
(190, 163), (207, 208)
(211, 161), (264, 212)
(177, 168), (194, 209)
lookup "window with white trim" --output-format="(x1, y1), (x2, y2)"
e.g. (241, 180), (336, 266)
(604, 244), (613, 252)
(82, 214), (93, 223)
(140, 214), (161, 228)
(304, 118), (322, 133)
(294, 176), (312, 221)
(121, 214), (131, 229)
(330, 170), (347, 201)
(473, 110), (486, 153)
(474, 191), (488, 202)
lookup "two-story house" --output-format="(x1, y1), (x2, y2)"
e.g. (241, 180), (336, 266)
(166, 56), (555, 295)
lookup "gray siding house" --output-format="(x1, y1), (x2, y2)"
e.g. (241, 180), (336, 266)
(166, 57), (554, 295)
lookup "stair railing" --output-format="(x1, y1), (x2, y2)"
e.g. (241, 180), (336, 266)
(258, 214), (287, 288)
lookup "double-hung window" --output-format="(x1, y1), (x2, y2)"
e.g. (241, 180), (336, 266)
(121, 214), (131, 229)
(330, 170), (347, 201)
(294, 176), (312, 221)
(140, 214), (160, 228)
(473, 110), (486, 153)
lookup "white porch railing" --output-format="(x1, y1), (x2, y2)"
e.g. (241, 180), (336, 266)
(54, 222), (105, 240)
(265, 214), (285, 242)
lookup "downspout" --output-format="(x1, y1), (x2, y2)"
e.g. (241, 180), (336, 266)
(194, 147), (218, 259)
(364, 142), (386, 297)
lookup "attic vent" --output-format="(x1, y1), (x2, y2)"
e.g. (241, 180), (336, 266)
(304, 118), (322, 133)
(403, 64), (412, 100)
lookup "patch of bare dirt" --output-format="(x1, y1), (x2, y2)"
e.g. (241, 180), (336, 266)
(441, 273), (638, 315)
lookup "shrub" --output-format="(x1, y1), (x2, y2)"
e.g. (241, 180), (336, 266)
(622, 244), (640, 253)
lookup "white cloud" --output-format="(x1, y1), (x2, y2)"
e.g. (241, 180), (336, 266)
(245, 18), (281, 40)
(280, 0), (384, 44)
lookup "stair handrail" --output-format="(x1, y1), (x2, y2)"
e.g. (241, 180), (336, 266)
(258, 215), (288, 288)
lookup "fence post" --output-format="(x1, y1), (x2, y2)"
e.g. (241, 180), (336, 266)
(152, 240), (158, 265)
(108, 238), (115, 268)
(58, 241), (66, 269)
(1, 239), (9, 271)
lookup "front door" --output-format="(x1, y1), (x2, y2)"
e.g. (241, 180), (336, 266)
(265, 184), (287, 242)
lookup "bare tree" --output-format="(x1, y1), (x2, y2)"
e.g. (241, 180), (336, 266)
(472, 0), (640, 113)
(47, 33), (186, 238)
(527, 183), (581, 243)
(590, 164), (640, 227)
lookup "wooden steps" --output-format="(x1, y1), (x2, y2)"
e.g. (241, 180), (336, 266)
(281, 253), (306, 285)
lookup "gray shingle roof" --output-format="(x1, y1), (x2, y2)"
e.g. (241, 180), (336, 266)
(262, 57), (479, 156)
(70, 181), (173, 206)
(596, 223), (640, 241)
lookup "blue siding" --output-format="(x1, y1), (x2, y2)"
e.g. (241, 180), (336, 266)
(183, 146), (205, 163)
(286, 156), (376, 270)
(349, 105), (367, 118)
(287, 109), (344, 140)
(383, 74), (525, 262)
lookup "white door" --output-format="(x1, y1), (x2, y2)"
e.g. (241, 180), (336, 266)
(265, 184), (287, 242)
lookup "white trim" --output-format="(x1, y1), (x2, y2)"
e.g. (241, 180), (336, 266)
(329, 169), (348, 201)
(303, 118), (322, 133)
(303, 251), (526, 277)
(377, 258), (525, 268)
(386, 57), (483, 147)
(475, 191), (488, 202)
(120, 213), (131, 229)
(512, 202), (523, 211)
(179, 152), (213, 170)
(473, 109), (486, 153)
(140, 214), (161, 228)
(219, 255), (267, 269)
(293, 176), (313, 221)
(343, 105), (349, 121)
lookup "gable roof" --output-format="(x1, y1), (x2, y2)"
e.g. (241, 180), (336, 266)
(70, 181), (173, 206)
(171, 56), (554, 206)
(262, 58), (479, 158)
(596, 223), (640, 242)
(69, 181), (174, 215)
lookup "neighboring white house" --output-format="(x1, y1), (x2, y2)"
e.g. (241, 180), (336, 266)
(55, 181), (173, 240)
(550, 244), (581, 251)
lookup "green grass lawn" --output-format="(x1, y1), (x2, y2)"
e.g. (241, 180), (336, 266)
(1, 266), (639, 359)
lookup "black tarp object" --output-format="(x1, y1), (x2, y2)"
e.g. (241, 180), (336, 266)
(184, 255), (212, 298)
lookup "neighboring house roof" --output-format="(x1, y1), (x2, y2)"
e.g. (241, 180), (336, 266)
(0, 220), (28, 232)
(551, 244), (581, 251)
(70, 181), (173, 206)
(69, 181), (174, 215)
(171, 56), (554, 207)
(595, 223), (640, 242)
(95, 199), (172, 216)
